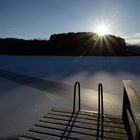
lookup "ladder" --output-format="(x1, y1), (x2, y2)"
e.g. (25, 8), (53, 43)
(20, 82), (130, 140)
(73, 82), (104, 116)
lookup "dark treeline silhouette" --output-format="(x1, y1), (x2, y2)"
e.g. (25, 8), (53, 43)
(126, 44), (140, 55)
(0, 32), (136, 56)
(0, 38), (50, 55)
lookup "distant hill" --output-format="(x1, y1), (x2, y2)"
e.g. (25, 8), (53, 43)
(0, 32), (136, 56)
(126, 44), (140, 55)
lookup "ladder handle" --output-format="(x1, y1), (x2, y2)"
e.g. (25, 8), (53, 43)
(98, 83), (104, 116)
(73, 82), (81, 113)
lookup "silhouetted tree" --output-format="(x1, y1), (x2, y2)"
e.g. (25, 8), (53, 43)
(0, 32), (134, 56)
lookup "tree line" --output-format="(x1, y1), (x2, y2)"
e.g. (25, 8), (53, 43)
(0, 32), (134, 56)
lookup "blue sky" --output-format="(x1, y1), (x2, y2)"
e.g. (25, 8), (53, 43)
(0, 0), (140, 44)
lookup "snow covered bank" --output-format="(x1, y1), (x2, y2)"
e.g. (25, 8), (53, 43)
(0, 55), (140, 138)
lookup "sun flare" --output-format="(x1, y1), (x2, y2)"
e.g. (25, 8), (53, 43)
(95, 24), (109, 36)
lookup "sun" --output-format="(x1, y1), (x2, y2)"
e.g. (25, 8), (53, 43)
(95, 24), (109, 36)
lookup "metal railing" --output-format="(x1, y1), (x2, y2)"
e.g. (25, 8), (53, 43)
(73, 82), (104, 115)
(72, 82), (104, 139)
(73, 82), (81, 113)
(97, 83), (104, 140)
(98, 83), (104, 117)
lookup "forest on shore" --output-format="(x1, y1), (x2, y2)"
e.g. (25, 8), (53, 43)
(0, 32), (137, 56)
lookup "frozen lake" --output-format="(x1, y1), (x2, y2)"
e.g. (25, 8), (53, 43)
(0, 55), (140, 138)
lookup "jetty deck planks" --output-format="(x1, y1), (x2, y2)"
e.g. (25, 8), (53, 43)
(20, 108), (128, 140)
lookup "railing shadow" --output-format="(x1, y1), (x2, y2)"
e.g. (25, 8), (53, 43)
(60, 111), (79, 139)
(48, 109), (125, 140)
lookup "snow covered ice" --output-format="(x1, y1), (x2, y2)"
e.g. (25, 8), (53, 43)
(0, 55), (140, 138)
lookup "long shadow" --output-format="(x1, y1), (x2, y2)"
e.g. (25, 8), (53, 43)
(60, 111), (79, 139)
(0, 69), (73, 98)
(60, 112), (77, 139)
(48, 110), (126, 140)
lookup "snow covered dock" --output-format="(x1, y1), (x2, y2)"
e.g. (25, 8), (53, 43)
(19, 108), (128, 140)
(20, 80), (140, 140)
(1, 56), (140, 139)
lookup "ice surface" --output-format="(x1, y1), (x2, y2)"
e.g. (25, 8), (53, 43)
(0, 55), (140, 138)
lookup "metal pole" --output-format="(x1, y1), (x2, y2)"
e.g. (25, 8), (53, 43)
(98, 83), (104, 116)
(98, 83), (104, 139)
(73, 82), (81, 113)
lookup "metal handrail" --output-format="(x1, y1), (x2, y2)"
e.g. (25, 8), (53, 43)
(73, 82), (81, 113)
(98, 83), (104, 117)
(97, 83), (104, 140)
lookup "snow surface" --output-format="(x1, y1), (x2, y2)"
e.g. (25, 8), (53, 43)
(0, 55), (140, 138)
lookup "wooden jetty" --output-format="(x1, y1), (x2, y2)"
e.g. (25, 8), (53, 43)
(19, 80), (140, 140)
